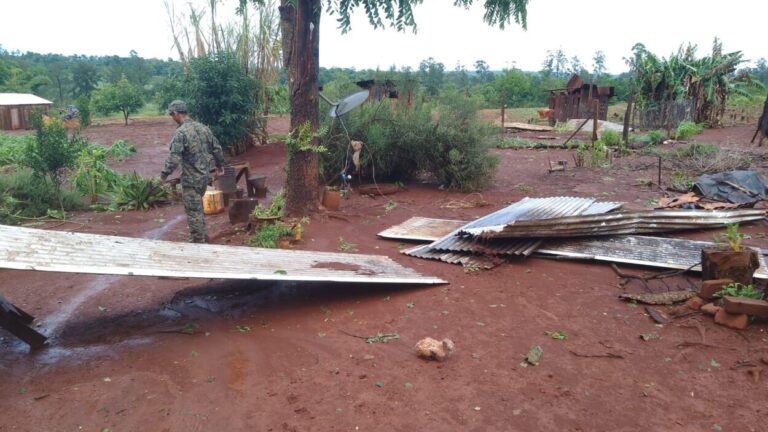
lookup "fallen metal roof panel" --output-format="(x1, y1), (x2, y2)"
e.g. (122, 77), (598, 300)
(377, 217), (466, 242)
(467, 209), (767, 238)
(0, 225), (446, 284)
(402, 244), (505, 269)
(422, 197), (623, 258)
(536, 235), (768, 280)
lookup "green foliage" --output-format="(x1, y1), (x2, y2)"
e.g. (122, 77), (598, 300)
(24, 111), (86, 210)
(251, 189), (285, 218)
(553, 122), (572, 133)
(107, 172), (168, 211)
(0, 168), (84, 225)
(497, 137), (534, 149)
(185, 53), (259, 151)
(600, 130), (621, 147)
(105, 139), (137, 161)
(72, 145), (121, 204)
(75, 94), (91, 127)
(670, 170), (694, 191)
(672, 142), (718, 158)
(715, 283), (764, 300)
(589, 140), (609, 168)
(647, 130), (665, 145)
(725, 223), (745, 252)
(322, 94), (497, 191)
(91, 76), (145, 125)
(245, 221), (293, 248)
(0, 133), (34, 166)
(675, 121), (705, 140)
(286, 121), (328, 154)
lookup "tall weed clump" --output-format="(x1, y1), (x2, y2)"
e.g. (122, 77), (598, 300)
(0, 169), (84, 225)
(321, 95), (498, 191)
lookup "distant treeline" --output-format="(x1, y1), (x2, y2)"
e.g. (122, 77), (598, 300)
(2, 46), (766, 112)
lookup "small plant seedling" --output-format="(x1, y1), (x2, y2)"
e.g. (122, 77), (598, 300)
(384, 200), (398, 212)
(544, 330), (568, 340)
(715, 283), (764, 300)
(237, 325), (251, 333)
(464, 264), (481, 274)
(725, 223), (745, 252)
(337, 237), (357, 252)
(515, 183), (533, 193)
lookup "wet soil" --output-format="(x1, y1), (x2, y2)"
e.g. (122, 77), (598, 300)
(1, 116), (768, 431)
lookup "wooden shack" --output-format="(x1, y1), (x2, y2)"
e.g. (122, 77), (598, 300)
(0, 93), (53, 131)
(548, 75), (614, 125)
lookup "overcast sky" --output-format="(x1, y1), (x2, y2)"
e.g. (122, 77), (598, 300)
(1, 0), (765, 74)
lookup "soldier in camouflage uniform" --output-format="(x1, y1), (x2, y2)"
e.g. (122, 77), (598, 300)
(160, 100), (225, 243)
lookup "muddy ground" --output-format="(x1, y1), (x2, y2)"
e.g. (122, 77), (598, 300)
(1, 115), (768, 431)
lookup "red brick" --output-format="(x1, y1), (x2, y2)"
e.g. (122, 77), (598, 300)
(700, 303), (720, 316)
(722, 296), (768, 318)
(714, 308), (749, 330)
(699, 279), (734, 300)
(685, 296), (705, 311)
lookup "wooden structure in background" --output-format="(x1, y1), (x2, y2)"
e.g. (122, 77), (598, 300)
(0, 93), (53, 130)
(548, 75), (614, 125)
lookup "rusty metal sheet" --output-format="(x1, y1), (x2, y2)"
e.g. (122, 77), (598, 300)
(377, 217), (465, 242)
(402, 244), (505, 269)
(467, 209), (767, 239)
(0, 225), (446, 285)
(536, 235), (768, 280)
(421, 197), (622, 259)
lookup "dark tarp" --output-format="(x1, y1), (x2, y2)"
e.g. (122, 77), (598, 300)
(693, 170), (768, 204)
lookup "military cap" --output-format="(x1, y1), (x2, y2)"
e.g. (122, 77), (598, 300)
(167, 100), (188, 114)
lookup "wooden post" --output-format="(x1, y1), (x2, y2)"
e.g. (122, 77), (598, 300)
(500, 96), (506, 130)
(592, 99), (599, 143)
(0, 296), (47, 349)
(622, 95), (634, 144)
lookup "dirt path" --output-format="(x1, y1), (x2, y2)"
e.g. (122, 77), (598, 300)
(1, 118), (767, 431)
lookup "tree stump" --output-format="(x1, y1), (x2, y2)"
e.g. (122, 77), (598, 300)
(701, 248), (759, 285)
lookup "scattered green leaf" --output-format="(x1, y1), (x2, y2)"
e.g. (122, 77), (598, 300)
(544, 330), (568, 340)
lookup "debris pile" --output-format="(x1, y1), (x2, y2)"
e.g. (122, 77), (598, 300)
(685, 279), (768, 330)
(389, 196), (768, 279)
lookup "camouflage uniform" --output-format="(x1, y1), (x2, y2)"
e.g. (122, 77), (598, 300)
(160, 102), (224, 243)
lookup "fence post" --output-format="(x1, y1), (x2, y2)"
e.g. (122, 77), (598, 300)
(592, 99), (599, 143)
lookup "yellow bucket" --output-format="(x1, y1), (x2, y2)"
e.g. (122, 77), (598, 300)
(202, 189), (225, 215)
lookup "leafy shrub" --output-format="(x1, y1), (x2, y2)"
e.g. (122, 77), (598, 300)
(24, 111), (87, 210)
(72, 145), (122, 203)
(185, 53), (259, 152)
(0, 168), (84, 225)
(672, 142), (718, 158)
(252, 189), (285, 218)
(675, 121), (704, 140)
(553, 122), (573, 133)
(600, 130), (621, 147)
(0, 133), (34, 166)
(648, 130), (665, 145)
(107, 172), (168, 210)
(75, 94), (91, 127)
(105, 139), (137, 161)
(589, 140), (609, 168)
(245, 221), (293, 248)
(322, 96), (498, 191)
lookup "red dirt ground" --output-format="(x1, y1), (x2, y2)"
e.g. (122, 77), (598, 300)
(1, 116), (768, 431)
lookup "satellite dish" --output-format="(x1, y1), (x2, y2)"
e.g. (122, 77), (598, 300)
(322, 90), (370, 118)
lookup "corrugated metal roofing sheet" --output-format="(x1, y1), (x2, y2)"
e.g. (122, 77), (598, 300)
(0, 93), (53, 106)
(0, 225), (445, 284)
(408, 197), (623, 260)
(465, 209), (767, 238)
(536, 235), (768, 280)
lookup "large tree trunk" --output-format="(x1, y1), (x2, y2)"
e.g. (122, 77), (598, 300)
(279, 0), (321, 216)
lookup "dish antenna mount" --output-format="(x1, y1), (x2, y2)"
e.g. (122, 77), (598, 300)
(319, 90), (369, 118)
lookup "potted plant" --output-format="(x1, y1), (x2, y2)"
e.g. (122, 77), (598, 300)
(249, 189), (285, 230)
(322, 186), (341, 211)
(701, 223), (760, 285)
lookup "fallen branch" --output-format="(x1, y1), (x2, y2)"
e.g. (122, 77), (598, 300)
(569, 350), (624, 359)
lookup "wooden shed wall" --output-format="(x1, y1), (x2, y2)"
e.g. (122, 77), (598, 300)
(0, 104), (51, 130)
